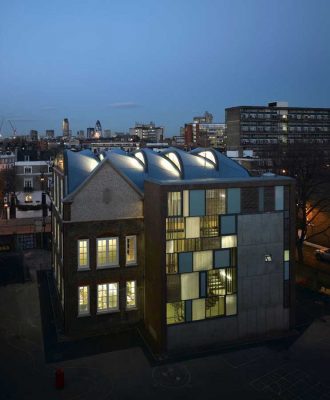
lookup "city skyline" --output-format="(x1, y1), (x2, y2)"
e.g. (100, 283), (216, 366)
(1, 0), (330, 136)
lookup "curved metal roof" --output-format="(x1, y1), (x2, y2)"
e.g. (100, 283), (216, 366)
(64, 147), (250, 194)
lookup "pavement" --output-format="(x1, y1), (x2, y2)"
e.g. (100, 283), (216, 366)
(1, 249), (330, 399)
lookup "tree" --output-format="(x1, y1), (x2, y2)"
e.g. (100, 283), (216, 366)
(272, 143), (330, 262)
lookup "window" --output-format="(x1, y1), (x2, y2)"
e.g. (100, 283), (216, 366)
(192, 298), (206, 321)
(78, 239), (89, 269)
(78, 286), (89, 316)
(189, 190), (205, 216)
(200, 215), (218, 237)
(185, 217), (200, 239)
(284, 250), (290, 261)
(24, 178), (33, 189)
(25, 194), (33, 203)
(227, 188), (241, 214)
(275, 186), (284, 211)
(126, 281), (137, 309)
(97, 283), (118, 312)
(168, 192), (182, 216)
(221, 235), (237, 248)
(97, 237), (119, 267)
(166, 253), (178, 274)
(24, 155), (30, 161)
(166, 301), (185, 325)
(206, 189), (226, 215)
(181, 272), (199, 300)
(193, 250), (212, 271)
(126, 236), (137, 265)
(24, 166), (32, 174)
(166, 218), (185, 240)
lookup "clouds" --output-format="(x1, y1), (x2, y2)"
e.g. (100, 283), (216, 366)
(108, 102), (140, 109)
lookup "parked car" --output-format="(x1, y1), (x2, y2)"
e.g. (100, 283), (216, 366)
(315, 248), (330, 262)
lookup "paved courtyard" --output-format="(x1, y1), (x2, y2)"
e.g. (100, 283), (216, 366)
(1, 250), (330, 399)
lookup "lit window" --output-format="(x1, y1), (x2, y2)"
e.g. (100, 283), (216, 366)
(168, 192), (182, 216)
(193, 250), (213, 271)
(197, 151), (216, 164)
(165, 152), (181, 172)
(206, 189), (226, 215)
(181, 272), (199, 300)
(78, 239), (89, 269)
(78, 286), (89, 316)
(97, 237), (119, 267)
(206, 296), (225, 318)
(126, 236), (137, 265)
(126, 281), (137, 309)
(192, 298), (206, 321)
(166, 301), (185, 325)
(25, 194), (33, 203)
(97, 283), (118, 312)
(221, 235), (237, 248)
(284, 250), (290, 261)
(185, 217), (200, 239)
(265, 254), (272, 262)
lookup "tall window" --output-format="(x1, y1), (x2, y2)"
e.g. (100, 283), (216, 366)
(125, 236), (137, 265)
(206, 189), (226, 215)
(168, 192), (182, 216)
(24, 178), (33, 189)
(97, 237), (119, 267)
(24, 166), (32, 174)
(97, 283), (118, 312)
(126, 281), (137, 309)
(78, 239), (89, 269)
(78, 286), (89, 316)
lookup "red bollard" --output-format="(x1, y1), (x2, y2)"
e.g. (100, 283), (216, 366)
(55, 368), (64, 389)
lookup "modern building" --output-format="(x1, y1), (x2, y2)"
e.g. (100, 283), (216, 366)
(62, 118), (70, 138)
(225, 101), (330, 155)
(52, 147), (295, 355)
(86, 127), (94, 139)
(94, 120), (102, 139)
(129, 122), (164, 143)
(29, 130), (38, 142)
(184, 113), (226, 148)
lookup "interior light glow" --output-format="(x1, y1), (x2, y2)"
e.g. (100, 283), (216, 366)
(165, 152), (181, 172)
(134, 151), (145, 165)
(125, 156), (144, 171)
(198, 151), (216, 164)
(159, 157), (181, 176)
(194, 155), (215, 169)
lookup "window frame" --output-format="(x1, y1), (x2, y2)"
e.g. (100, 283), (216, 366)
(78, 285), (90, 316)
(126, 280), (137, 310)
(97, 282), (119, 313)
(96, 237), (119, 268)
(24, 166), (32, 174)
(125, 236), (137, 266)
(77, 239), (90, 270)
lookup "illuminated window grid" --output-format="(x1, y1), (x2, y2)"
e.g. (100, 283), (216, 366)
(97, 283), (118, 312)
(168, 192), (182, 216)
(97, 237), (119, 267)
(78, 286), (89, 315)
(126, 236), (137, 265)
(78, 239), (89, 269)
(200, 215), (218, 237)
(166, 217), (185, 240)
(126, 281), (137, 309)
(206, 189), (226, 215)
(166, 253), (178, 274)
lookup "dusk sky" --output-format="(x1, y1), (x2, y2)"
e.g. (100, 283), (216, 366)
(1, 0), (330, 137)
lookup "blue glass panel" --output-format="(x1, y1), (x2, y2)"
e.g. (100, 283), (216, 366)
(227, 188), (240, 214)
(221, 215), (236, 234)
(185, 300), (192, 322)
(200, 271), (207, 297)
(179, 252), (193, 273)
(189, 190), (205, 216)
(214, 249), (230, 268)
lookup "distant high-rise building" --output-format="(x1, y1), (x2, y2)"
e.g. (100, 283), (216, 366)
(193, 111), (213, 124)
(94, 120), (102, 139)
(62, 118), (70, 137)
(86, 127), (94, 139)
(77, 130), (85, 139)
(129, 122), (164, 142)
(46, 130), (55, 139)
(30, 130), (38, 141)
(103, 129), (112, 138)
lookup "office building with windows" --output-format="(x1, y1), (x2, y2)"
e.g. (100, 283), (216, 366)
(52, 147), (295, 354)
(225, 101), (330, 156)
